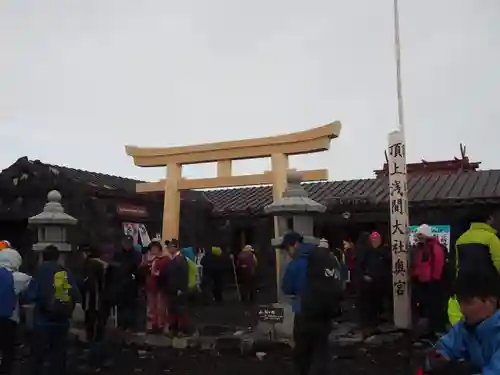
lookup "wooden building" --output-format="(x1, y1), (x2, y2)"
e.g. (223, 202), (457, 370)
(0, 157), (215, 254)
(204, 155), (500, 252)
(2, 153), (500, 263)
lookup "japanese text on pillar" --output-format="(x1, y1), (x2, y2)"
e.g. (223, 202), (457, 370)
(388, 137), (409, 299)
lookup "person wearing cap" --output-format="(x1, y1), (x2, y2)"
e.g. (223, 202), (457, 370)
(111, 235), (141, 332)
(412, 224), (446, 339)
(280, 231), (332, 375)
(236, 245), (258, 303)
(164, 239), (189, 337)
(358, 231), (391, 338)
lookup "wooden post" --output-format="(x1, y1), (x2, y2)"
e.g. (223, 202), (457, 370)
(388, 130), (412, 329)
(271, 153), (289, 300)
(163, 163), (182, 242)
(217, 160), (232, 177)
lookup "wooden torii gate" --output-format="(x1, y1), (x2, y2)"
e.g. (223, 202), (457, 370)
(125, 121), (341, 241)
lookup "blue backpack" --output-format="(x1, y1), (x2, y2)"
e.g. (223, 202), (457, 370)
(0, 267), (16, 319)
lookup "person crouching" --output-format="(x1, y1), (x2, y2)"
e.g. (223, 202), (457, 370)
(164, 239), (189, 337)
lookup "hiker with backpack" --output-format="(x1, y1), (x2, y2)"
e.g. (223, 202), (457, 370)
(281, 232), (344, 375)
(412, 224), (446, 339)
(236, 244), (258, 303)
(163, 239), (190, 337)
(25, 245), (82, 375)
(0, 248), (31, 375)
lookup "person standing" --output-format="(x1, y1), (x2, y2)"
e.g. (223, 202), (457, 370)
(164, 239), (189, 337)
(236, 245), (258, 303)
(25, 245), (82, 375)
(281, 232), (342, 375)
(140, 241), (169, 333)
(0, 248), (31, 375)
(358, 232), (391, 338)
(448, 210), (500, 325)
(412, 224), (446, 338)
(112, 235), (141, 332)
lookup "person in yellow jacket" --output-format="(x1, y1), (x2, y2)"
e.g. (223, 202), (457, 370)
(448, 209), (500, 325)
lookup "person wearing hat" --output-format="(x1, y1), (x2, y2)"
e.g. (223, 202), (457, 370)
(280, 231), (333, 375)
(412, 224), (446, 340)
(164, 239), (189, 337)
(140, 241), (169, 333)
(358, 231), (391, 338)
(236, 245), (258, 303)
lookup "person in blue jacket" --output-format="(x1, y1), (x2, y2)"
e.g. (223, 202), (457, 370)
(280, 232), (331, 375)
(24, 245), (82, 375)
(426, 272), (500, 375)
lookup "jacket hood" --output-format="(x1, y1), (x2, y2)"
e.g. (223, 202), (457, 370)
(0, 249), (22, 272)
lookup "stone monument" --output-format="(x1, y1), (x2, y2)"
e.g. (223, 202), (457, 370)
(28, 190), (78, 266)
(263, 171), (326, 338)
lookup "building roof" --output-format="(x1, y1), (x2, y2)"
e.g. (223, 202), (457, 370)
(0, 157), (209, 203)
(204, 169), (500, 214)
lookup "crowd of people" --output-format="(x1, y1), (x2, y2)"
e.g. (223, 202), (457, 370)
(278, 209), (500, 375)
(2, 208), (500, 375)
(0, 235), (258, 375)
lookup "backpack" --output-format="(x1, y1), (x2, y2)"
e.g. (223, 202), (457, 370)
(186, 257), (197, 291)
(0, 267), (16, 319)
(41, 266), (75, 321)
(301, 246), (344, 319)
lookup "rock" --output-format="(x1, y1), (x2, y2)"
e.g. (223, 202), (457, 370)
(255, 352), (266, 360)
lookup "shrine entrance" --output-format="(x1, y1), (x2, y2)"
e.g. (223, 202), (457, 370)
(125, 121), (341, 241)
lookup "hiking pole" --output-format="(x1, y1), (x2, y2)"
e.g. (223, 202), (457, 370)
(230, 255), (242, 302)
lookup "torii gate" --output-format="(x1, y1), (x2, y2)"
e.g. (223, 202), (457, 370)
(125, 121), (341, 241)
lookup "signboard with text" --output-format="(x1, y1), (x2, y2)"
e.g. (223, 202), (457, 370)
(409, 225), (451, 252)
(257, 306), (284, 323)
(388, 130), (412, 329)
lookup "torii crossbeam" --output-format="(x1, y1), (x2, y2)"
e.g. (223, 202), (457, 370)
(125, 121), (341, 241)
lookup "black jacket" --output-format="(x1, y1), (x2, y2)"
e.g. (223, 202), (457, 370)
(109, 248), (141, 304)
(165, 253), (188, 296)
(359, 245), (391, 283)
(81, 257), (107, 311)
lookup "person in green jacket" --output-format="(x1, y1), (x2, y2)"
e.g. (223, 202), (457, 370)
(448, 209), (500, 325)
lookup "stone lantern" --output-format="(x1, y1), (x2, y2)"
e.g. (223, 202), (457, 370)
(263, 171), (326, 337)
(28, 190), (78, 266)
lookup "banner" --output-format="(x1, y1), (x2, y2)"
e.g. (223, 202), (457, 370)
(123, 222), (139, 245)
(138, 224), (151, 247)
(409, 225), (451, 252)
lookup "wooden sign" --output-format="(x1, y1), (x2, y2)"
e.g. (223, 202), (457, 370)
(257, 306), (284, 323)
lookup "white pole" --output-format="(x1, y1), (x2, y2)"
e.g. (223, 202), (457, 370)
(394, 0), (405, 134)
(389, 0), (412, 330)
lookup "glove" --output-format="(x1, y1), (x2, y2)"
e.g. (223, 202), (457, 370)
(72, 303), (85, 323)
(425, 349), (449, 372)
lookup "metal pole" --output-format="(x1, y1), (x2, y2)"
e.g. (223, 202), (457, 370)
(393, 0), (405, 134)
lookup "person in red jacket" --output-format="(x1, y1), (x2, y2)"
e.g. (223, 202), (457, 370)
(140, 241), (169, 334)
(412, 224), (446, 339)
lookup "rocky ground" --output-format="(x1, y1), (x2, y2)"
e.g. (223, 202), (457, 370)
(11, 293), (429, 374)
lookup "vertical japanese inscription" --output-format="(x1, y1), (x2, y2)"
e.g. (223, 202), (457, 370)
(388, 130), (411, 329)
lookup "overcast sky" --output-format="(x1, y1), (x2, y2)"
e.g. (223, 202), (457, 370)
(1, 0), (499, 184)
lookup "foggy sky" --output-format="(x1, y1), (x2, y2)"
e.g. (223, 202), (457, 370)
(1, 0), (499, 183)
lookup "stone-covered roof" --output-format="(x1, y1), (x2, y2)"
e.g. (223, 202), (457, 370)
(204, 170), (500, 214)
